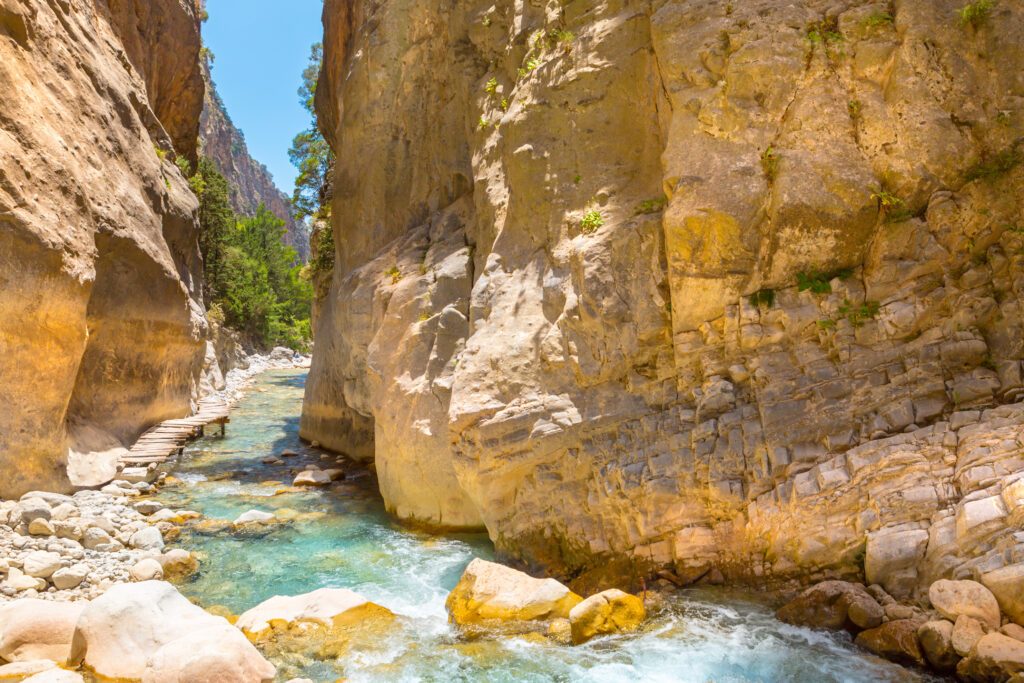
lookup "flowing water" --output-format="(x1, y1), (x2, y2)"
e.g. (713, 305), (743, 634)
(156, 369), (938, 682)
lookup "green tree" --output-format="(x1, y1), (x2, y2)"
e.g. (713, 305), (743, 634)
(289, 42), (334, 222)
(191, 157), (234, 305)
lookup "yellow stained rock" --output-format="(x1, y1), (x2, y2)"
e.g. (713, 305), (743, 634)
(446, 559), (582, 627)
(568, 589), (646, 644)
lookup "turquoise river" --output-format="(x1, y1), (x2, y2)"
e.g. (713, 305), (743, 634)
(155, 369), (940, 682)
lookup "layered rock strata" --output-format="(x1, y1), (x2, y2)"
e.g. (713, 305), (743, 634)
(0, 0), (207, 497)
(305, 0), (1024, 594)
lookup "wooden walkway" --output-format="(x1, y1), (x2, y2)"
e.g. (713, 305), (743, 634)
(120, 397), (231, 468)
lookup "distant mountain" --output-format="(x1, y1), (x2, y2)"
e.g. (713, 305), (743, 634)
(199, 67), (309, 262)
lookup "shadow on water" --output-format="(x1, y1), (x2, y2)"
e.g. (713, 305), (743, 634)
(152, 369), (943, 683)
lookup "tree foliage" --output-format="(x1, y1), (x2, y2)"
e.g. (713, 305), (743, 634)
(289, 42), (334, 223)
(189, 159), (312, 350)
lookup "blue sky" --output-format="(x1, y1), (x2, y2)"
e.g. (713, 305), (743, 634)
(203, 0), (324, 194)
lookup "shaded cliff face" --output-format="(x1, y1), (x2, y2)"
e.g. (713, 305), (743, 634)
(0, 0), (207, 497)
(305, 0), (1024, 595)
(200, 67), (310, 262)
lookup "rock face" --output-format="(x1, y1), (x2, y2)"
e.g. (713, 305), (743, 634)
(305, 0), (1024, 588)
(0, 0), (208, 498)
(199, 64), (309, 261)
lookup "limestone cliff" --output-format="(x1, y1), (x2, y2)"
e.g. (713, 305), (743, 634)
(0, 0), (207, 496)
(199, 66), (310, 262)
(304, 0), (1024, 597)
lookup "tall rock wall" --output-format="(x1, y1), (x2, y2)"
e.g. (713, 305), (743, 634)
(305, 0), (1024, 596)
(199, 67), (310, 262)
(0, 0), (207, 497)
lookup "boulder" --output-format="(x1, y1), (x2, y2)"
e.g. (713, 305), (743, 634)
(854, 619), (926, 667)
(142, 622), (276, 683)
(1005, 624), (1024, 643)
(3, 568), (46, 593)
(446, 559), (582, 627)
(129, 558), (164, 582)
(157, 549), (199, 581)
(776, 581), (883, 631)
(292, 471), (331, 487)
(235, 587), (395, 659)
(233, 510), (275, 525)
(70, 581), (258, 680)
(568, 589), (645, 644)
(953, 615), (987, 658)
(957, 633), (1024, 682)
(929, 579), (1001, 630)
(919, 620), (959, 671)
(22, 552), (62, 580)
(50, 565), (88, 591)
(16, 499), (51, 525)
(27, 519), (55, 537)
(0, 600), (84, 664)
(236, 587), (391, 638)
(128, 526), (164, 551)
(982, 564), (1024, 627)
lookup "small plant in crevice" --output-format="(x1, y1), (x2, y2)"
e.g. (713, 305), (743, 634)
(848, 99), (863, 121)
(548, 28), (575, 50)
(418, 311), (432, 322)
(477, 115), (490, 130)
(579, 209), (604, 235)
(485, 77), (498, 95)
(965, 141), (1022, 182)
(864, 12), (894, 29)
(838, 299), (880, 327)
(957, 0), (995, 28)
(501, 98), (509, 112)
(153, 144), (168, 162)
(817, 318), (837, 331)
(807, 18), (843, 47)
(385, 266), (402, 284)
(518, 57), (542, 79)
(797, 268), (853, 295)
(748, 288), (775, 309)
(870, 186), (913, 222)
(635, 197), (668, 215)
(761, 146), (780, 181)
(175, 157), (192, 177)
(573, 174), (582, 185)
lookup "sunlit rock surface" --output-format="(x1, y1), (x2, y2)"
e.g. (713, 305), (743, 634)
(303, 0), (1024, 590)
(0, 0), (207, 497)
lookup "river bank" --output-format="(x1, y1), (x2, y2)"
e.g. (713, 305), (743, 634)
(0, 369), (1014, 682)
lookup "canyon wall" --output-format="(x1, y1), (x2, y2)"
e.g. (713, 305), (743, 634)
(0, 0), (207, 496)
(305, 0), (1024, 597)
(199, 67), (310, 262)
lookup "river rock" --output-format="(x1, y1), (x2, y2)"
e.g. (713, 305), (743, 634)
(568, 589), (645, 644)
(51, 565), (88, 591)
(22, 552), (62, 579)
(446, 559), (582, 627)
(81, 528), (114, 551)
(0, 599), (84, 664)
(919, 620), (959, 671)
(292, 470), (331, 487)
(17, 499), (51, 525)
(157, 549), (199, 581)
(237, 587), (391, 637)
(957, 633), (1024, 682)
(982, 564), (1024, 627)
(854, 619), (926, 667)
(128, 526), (164, 551)
(133, 501), (165, 516)
(929, 580), (1001, 630)
(1005, 624), (1024, 643)
(130, 558), (164, 582)
(70, 581), (244, 679)
(233, 510), (275, 525)
(776, 581), (883, 631)
(953, 615), (987, 658)
(142, 622), (276, 683)
(3, 569), (46, 593)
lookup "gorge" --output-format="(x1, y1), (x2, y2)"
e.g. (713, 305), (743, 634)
(1, 0), (1023, 681)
